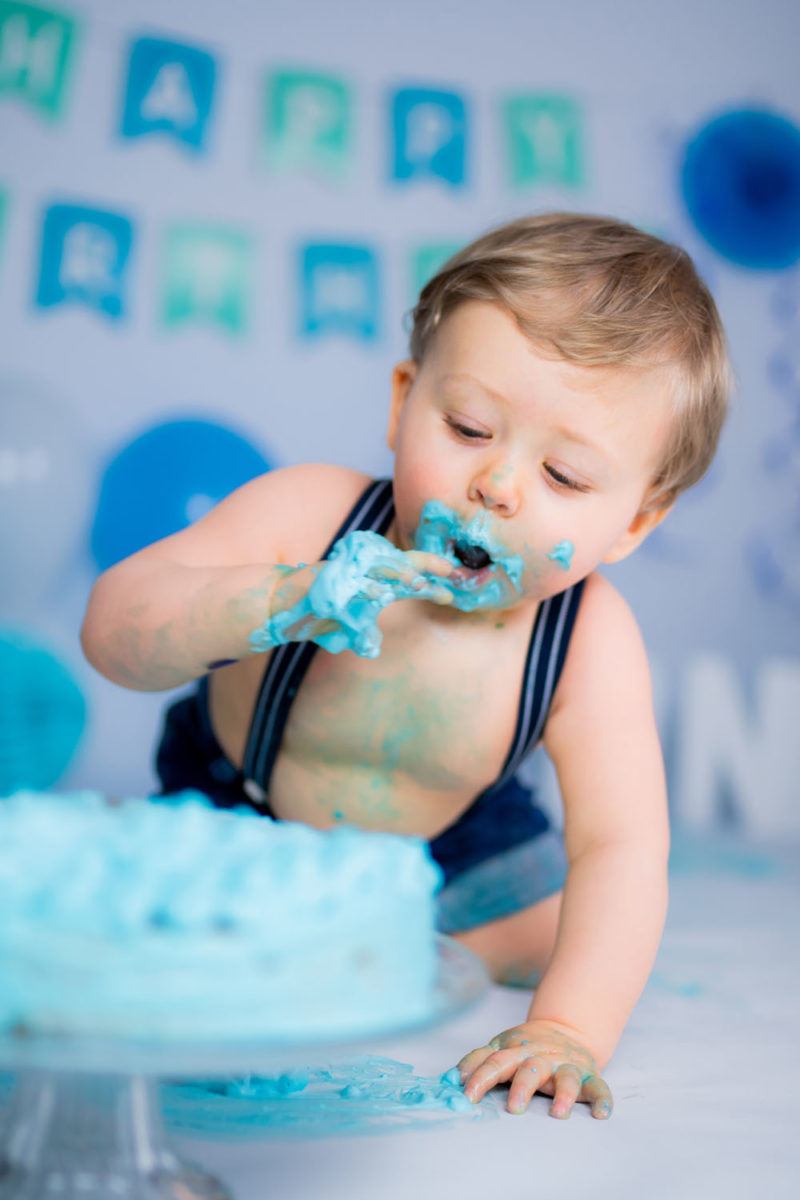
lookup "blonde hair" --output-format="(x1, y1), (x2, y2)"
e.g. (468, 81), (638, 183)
(409, 213), (732, 509)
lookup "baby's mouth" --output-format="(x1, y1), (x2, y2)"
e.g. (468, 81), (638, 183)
(449, 539), (495, 586)
(453, 540), (492, 570)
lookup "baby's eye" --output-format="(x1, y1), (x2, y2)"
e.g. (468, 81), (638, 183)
(445, 417), (490, 440)
(544, 463), (589, 493)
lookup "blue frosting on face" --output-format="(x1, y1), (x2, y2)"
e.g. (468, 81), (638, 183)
(413, 500), (524, 610)
(547, 540), (574, 570)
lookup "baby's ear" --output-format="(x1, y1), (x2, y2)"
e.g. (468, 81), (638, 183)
(387, 360), (418, 450)
(602, 503), (673, 564)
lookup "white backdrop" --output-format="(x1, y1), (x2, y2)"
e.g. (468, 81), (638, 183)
(1, 0), (798, 835)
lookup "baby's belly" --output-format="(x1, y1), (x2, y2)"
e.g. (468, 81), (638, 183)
(264, 656), (517, 837)
(209, 602), (530, 837)
(267, 751), (482, 839)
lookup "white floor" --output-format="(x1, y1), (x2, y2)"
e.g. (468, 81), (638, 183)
(174, 833), (799, 1200)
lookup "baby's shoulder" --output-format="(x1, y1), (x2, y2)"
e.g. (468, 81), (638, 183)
(252, 461), (373, 510)
(169, 462), (376, 568)
(239, 462), (376, 561)
(548, 571), (651, 719)
(572, 570), (640, 639)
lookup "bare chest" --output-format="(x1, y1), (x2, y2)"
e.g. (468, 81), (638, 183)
(211, 604), (535, 836)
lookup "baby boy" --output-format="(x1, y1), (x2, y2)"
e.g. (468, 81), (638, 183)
(81, 212), (731, 1120)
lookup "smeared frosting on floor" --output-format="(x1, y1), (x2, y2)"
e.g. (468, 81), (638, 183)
(163, 1055), (496, 1139)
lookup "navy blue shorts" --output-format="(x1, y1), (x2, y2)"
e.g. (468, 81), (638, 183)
(154, 678), (566, 934)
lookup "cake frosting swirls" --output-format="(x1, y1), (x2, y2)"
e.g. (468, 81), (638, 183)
(0, 790), (442, 1041)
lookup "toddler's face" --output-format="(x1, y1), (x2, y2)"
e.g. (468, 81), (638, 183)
(387, 300), (673, 609)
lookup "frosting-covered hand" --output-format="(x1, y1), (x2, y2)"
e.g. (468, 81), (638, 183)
(249, 533), (453, 659)
(456, 1019), (613, 1120)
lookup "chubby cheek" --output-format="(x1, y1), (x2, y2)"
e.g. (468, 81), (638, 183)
(393, 457), (452, 540)
(516, 537), (590, 598)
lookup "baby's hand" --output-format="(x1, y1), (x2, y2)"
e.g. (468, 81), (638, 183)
(262, 562), (342, 643)
(366, 549), (454, 607)
(457, 1019), (613, 1120)
(250, 542), (455, 657)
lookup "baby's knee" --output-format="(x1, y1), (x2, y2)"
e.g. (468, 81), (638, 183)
(453, 889), (563, 985)
(493, 962), (544, 989)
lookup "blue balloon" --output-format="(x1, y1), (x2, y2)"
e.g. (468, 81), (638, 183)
(681, 108), (800, 269)
(0, 629), (87, 796)
(91, 418), (272, 571)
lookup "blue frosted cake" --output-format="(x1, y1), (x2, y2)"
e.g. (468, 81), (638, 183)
(0, 790), (442, 1041)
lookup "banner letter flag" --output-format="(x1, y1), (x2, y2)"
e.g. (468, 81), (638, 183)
(504, 94), (583, 188)
(0, 1), (77, 119)
(300, 243), (379, 341)
(410, 242), (463, 300)
(263, 70), (352, 177)
(35, 202), (133, 319)
(120, 36), (216, 152)
(161, 225), (253, 335)
(391, 87), (467, 187)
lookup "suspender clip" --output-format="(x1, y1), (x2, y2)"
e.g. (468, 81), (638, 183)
(243, 778), (269, 805)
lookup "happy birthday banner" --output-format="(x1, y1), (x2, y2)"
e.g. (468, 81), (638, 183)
(28, 200), (472, 339)
(0, 2), (591, 339)
(0, 2), (586, 185)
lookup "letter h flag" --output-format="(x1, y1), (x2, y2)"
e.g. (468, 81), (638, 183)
(0, 1), (78, 119)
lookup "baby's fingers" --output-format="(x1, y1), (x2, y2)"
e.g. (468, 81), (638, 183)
(285, 614), (340, 640)
(507, 1057), (551, 1115)
(456, 1044), (493, 1081)
(582, 1074), (614, 1120)
(365, 569), (452, 606)
(548, 1064), (584, 1120)
(405, 550), (454, 578)
(365, 554), (449, 593)
(461, 1049), (532, 1105)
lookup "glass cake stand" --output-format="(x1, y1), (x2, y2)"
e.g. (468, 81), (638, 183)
(0, 936), (488, 1200)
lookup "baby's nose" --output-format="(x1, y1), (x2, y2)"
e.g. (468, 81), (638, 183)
(469, 464), (520, 516)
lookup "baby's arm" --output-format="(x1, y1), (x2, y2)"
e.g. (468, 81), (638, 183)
(459, 572), (669, 1118)
(81, 464), (448, 692)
